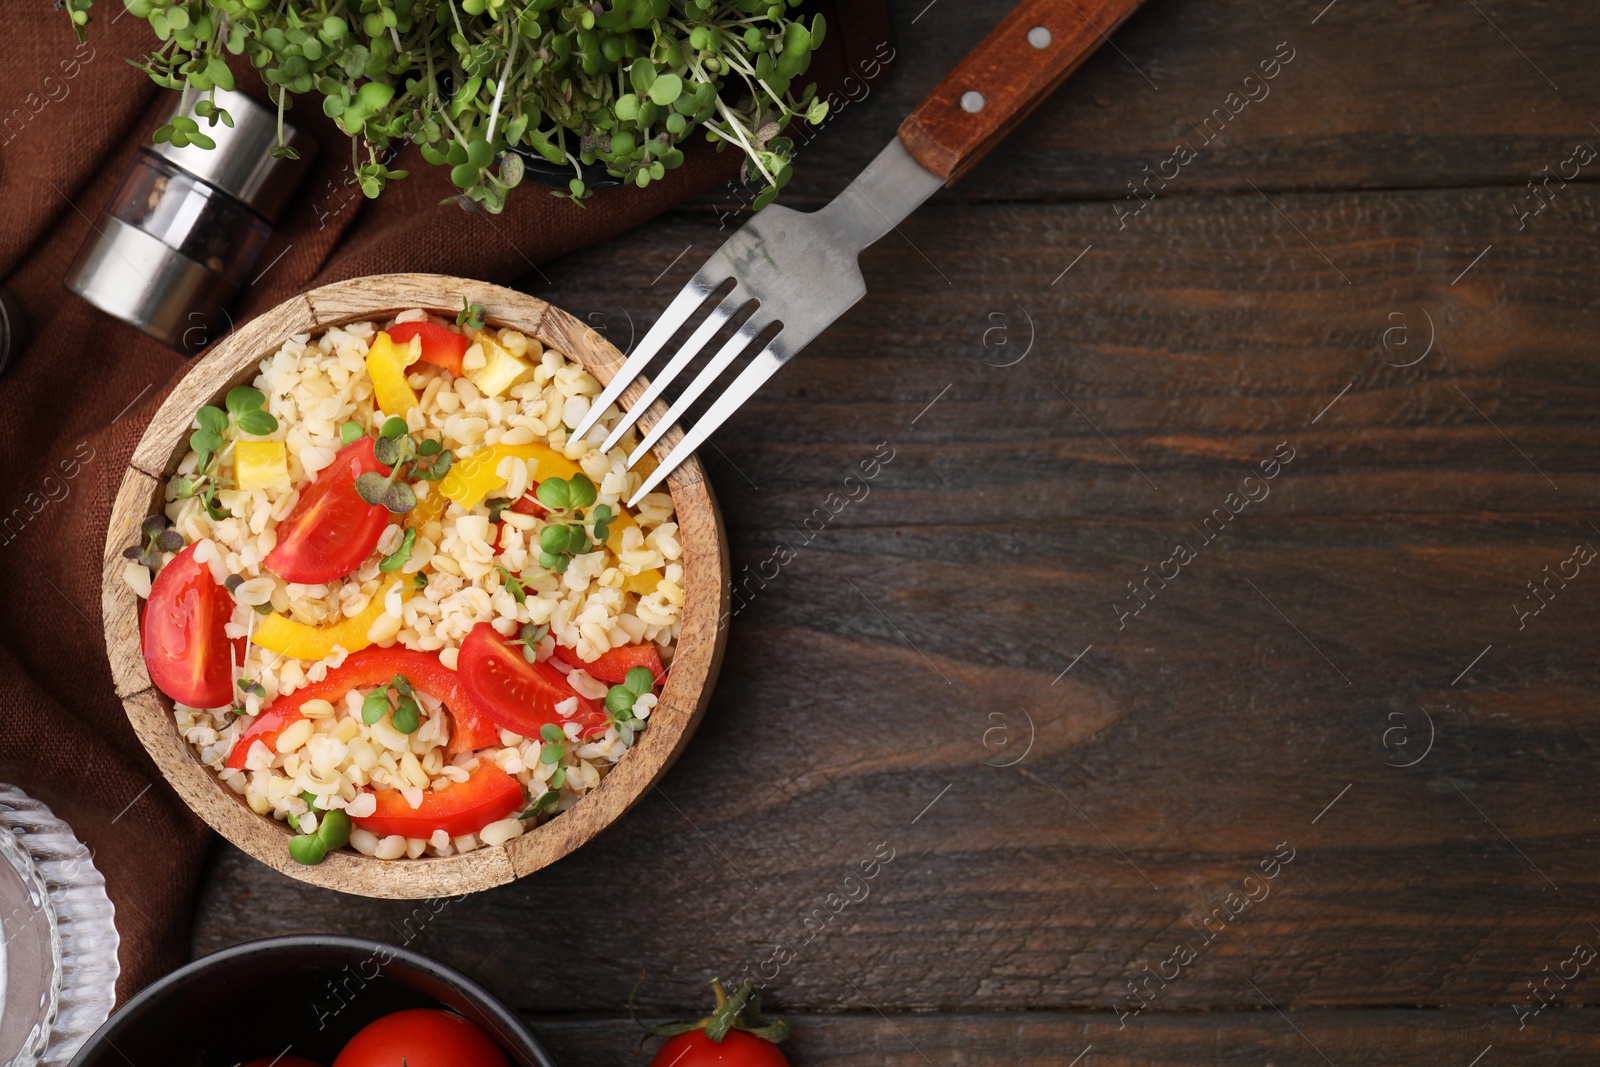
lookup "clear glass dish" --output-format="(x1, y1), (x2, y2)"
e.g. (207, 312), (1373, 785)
(0, 786), (119, 1067)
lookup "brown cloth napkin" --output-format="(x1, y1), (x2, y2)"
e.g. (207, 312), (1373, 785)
(0, 2), (889, 1002)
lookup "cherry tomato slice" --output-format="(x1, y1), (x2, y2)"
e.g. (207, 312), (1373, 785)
(350, 764), (524, 841)
(457, 622), (609, 739)
(550, 642), (665, 686)
(508, 483), (547, 517)
(386, 321), (471, 377)
(332, 1008), (510, 1067)
(264, 437), (391, 585)
(226, 646), (499, 770)
(650, 1029), (790, 1067)
(142, 542), (235, 708)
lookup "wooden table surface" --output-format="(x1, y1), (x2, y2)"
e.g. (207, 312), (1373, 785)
(195, 1), (1600, 1062)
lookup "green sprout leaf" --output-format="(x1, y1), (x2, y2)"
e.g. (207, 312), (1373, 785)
(361, 689), (390, 725)
(380, 526), (417, 572)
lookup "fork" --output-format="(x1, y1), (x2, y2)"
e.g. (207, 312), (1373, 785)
(571, 0), (1150, 506)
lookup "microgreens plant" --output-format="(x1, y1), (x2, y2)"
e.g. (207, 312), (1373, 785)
(123, 514), (185, 572)
(380, 526), (418, 572)
(222, 573), (273, 614)
(353, 416), (454, 515)
(173, 386), (279, 521)
(604, 665), (656, 744)
(533, 473), (612, 574)
(64, 1), (830, 212)
(507, 622), (549, 663)
(494, 564), (528, 605)
(457, 298), (488, 332)
(361, 672), (422, 733)
(288, 800), (351, 865)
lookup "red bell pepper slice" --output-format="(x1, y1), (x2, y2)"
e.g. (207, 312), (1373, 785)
(226, 646), (500, 769)
(350, 762), (524, 839)
(386, 321), (470, 377)
(551, 641), (666, 686)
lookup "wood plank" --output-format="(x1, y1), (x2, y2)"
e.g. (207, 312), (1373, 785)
(754, 0), (1600, 209)
(528, 1010), (1600, 1066)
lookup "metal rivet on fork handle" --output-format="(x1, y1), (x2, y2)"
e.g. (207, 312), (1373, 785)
(960, 91), (986, 113)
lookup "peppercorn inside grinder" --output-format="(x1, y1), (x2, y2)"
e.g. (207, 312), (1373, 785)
(65, 87), (314, 356)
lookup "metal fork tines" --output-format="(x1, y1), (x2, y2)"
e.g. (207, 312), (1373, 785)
(572, 137), (944, 507)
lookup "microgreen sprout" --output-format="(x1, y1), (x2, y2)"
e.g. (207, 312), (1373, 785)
(604, 665), (656, 744)
(380, 527), (418, 572)
(518, 789), (562, 818)
(537, 722), (566, 765)
(173, 388), (276, 520)
(412, 571), (429, 591)
(508, 622), (549, 664)
(123, 514), (184, 572)
(361, 674), (422, 734)
(532, 474), (612, 574)
(354, 423), (454, 515)
(223, 573), (272, 614)
(340, 420), (365, 447)
(237, 677), (266, 700)
(226, 386), (279, 437)
(288, 805), (351, 866)
(494, 564), (528, 605)
(457, 299), (487, 332)
(485, 496), (514, 523)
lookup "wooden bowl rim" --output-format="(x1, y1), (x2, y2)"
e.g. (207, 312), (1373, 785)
(100, 273), (729, 898)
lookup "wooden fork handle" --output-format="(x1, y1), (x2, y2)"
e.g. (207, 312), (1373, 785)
(898, 0), (1149, 181)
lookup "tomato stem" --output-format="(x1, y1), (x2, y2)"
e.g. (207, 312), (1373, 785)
(710, 977), (730, 1011)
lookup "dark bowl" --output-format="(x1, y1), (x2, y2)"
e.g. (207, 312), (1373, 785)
(67, 935), (558, 1067)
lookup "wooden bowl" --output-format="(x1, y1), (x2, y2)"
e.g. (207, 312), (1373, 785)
(99, 274), (729, 898)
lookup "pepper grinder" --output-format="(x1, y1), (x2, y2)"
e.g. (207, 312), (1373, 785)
(65, 87), (315, 356)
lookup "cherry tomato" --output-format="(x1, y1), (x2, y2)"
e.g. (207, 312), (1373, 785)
(551, 641), (666, 686)
(386, 321), (470, 377)
(264, 437), (391, 585)
(239, 1058), (325, 1067)
(143, 542), (235, 708)
(651, 1030), (790, 1067)
(508, 483), (547, 518)
(226, 646), (499, 770)
(350, 763), (524, 840)
(457, 622), (609, 739)
(331, 1008), (510, 1067)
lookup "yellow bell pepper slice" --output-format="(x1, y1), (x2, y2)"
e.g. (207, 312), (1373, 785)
(234, 440), (289, 490)
(366, 331), (422, 418)
(253, 574), (412, 660)
(439, 442), (582, 509)
(407, 486), (448, 531)
(468, 330), (536, 399)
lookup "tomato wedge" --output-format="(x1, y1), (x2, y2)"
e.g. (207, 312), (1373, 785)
(351, 763), (524, 839)
(226, 646), (499, 769)
(457, 622), (609, 739)
(551, 642), (665, 686)
(264, 436), (391, 585)
(143, 542), (235, 708)
(386, 321), (470, 377)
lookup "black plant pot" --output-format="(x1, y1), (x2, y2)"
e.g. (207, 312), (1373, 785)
(67, 935), (558, 1067)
